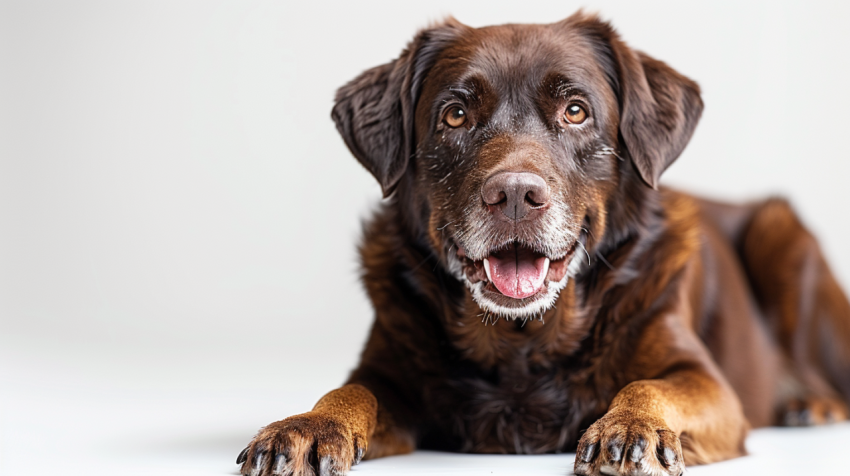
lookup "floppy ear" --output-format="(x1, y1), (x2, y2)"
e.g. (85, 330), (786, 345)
(615, 45), (704, 189)
(572, 13), (703, 189)
(331, 19), (466, 197)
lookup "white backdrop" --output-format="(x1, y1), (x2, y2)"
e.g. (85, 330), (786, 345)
(2, 1), (849, 475)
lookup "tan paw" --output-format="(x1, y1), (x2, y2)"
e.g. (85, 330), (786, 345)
(574, 410), (684, 476)
(237, 412), (366, 476)
(781, 396), (849, 426)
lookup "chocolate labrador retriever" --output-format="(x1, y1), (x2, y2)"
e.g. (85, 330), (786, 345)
(237, 12), (850, 476)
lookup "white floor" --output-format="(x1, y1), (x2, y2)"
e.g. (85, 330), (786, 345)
(3, 339), (848, 476)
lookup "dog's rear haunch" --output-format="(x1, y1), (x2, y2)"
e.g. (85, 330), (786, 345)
(238, 13), (850, 476)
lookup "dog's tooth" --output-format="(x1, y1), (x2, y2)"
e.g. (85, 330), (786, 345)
(542, 257), (550, 278)
(483, 258), (492, 282)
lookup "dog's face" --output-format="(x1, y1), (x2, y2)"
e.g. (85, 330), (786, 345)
(333, 13), (702, 318)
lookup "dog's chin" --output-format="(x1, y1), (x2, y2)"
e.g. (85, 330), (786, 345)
(448, 240), (585, 320)
(466, 272), (571, 319)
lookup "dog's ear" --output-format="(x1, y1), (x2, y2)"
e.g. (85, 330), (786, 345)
(617, 48), (703, 189)
(332, 19), (467, 198)
(571, 14), (703, 189)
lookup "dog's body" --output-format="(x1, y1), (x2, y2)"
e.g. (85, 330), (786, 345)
(239, 14), (850, 476)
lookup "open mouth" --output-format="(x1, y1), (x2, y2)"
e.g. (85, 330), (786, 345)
(458, 240), (577, 300)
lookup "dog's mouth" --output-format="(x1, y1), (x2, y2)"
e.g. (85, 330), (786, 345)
(457, 240), (577, 299)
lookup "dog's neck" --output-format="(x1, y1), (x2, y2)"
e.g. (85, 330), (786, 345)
(441, 282), (596, 369)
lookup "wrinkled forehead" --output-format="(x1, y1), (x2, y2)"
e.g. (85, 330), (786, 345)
(422, 23), (618, 120)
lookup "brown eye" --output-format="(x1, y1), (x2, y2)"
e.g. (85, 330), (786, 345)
(443, 106), (467, 128)
(564, 104), (587, 124)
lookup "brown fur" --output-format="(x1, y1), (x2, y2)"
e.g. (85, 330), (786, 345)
(238, 12), (850, 476)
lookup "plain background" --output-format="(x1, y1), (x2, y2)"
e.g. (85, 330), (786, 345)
(2, 1), (849, 475)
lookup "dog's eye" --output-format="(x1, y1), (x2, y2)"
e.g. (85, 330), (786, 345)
(564, 104), (588, 125)
(443, 106), (467, 128)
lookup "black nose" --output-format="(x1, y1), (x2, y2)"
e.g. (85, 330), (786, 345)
(481, 172), (550, 220)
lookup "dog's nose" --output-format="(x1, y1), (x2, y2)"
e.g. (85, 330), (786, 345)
(481, 172), (550, 220)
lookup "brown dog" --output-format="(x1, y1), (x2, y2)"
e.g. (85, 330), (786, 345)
(237, 12), (850, 476)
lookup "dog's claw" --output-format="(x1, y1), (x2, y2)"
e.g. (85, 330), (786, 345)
(659, 446), (677, 467)
(607, 438), (624, 462)
(236, 446), (249, 465)
(272, 453), (286, 475)
(629, 436), (646, 462)
(249, 451), (265, 476)
(581, 442), (596, 463)
(319, 456), (334, 476)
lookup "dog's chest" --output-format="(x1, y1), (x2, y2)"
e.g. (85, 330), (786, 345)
(425, 355), (608, 454)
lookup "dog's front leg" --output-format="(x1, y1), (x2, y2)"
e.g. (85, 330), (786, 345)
(574, 317), (748, 476)
(238, 384), (378, 476)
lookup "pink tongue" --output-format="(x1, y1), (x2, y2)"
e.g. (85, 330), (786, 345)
(487, 245), (548, 299)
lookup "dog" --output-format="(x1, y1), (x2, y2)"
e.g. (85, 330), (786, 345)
(237, 12), (850, 476)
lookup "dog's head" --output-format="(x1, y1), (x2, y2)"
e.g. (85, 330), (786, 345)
(332, 13), (702, 319)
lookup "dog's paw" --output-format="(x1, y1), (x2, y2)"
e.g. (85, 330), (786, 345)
(574, 410), (684, 476)
(781, 396), (849, 426)
(237, 412), (366, 476)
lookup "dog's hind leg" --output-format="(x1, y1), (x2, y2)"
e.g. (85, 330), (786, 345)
(739, 198), (850, 425)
